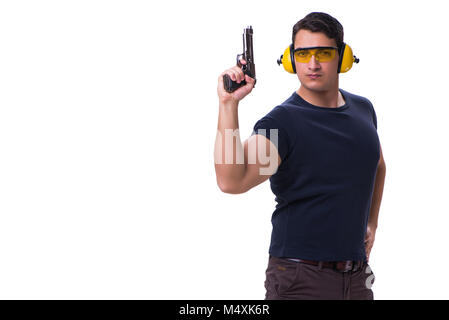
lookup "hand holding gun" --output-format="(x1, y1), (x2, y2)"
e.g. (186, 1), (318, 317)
(222, 26), (257, 93)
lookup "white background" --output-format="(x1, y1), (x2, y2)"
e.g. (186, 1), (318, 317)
(0, 0), (448, 299)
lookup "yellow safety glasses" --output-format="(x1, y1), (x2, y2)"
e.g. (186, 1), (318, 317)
(293, 46), (338, 63)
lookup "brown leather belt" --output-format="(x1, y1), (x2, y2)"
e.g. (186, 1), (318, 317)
(286, 258), (365, 273)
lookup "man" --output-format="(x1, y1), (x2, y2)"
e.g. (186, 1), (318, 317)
(214, 12), (386, 300)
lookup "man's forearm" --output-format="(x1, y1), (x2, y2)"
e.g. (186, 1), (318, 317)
(214, 100), (246, 192)
(368, 165), (386, 228)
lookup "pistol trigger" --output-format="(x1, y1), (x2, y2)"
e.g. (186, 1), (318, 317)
(236, 54), (243, 67)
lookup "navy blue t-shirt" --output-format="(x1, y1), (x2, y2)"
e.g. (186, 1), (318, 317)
(251, 89), (380, 262)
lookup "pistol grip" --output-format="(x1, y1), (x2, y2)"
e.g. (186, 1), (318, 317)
(223, 74), (247, 93)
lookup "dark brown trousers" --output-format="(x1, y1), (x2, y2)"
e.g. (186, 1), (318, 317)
(264, 256), (375, 300)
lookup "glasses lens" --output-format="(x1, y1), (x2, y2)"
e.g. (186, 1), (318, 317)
(316, 48), (336, 62)
(294, 49), (311, 63)
(294, 48), (337, 63)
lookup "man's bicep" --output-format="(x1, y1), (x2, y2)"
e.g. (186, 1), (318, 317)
(240, 134), (281, 193)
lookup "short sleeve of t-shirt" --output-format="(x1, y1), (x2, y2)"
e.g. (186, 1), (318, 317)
(372, 106), (377, 130)
(251, 112), (291, 163)
(367, 99), (377, 130)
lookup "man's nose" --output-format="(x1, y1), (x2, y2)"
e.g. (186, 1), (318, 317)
(308, 55), (321, 69)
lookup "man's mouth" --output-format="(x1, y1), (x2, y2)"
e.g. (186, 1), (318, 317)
(307, 74), (322, 79)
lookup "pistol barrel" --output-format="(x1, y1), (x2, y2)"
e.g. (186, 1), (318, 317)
(243, 26), (254, 63)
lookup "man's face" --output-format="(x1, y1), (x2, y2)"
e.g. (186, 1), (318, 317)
(293, 29), (339, 92)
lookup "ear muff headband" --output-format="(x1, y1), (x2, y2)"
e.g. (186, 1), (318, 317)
(277, 42), (360, 74)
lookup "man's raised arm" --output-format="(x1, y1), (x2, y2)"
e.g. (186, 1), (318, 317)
(214, 60), (280, 194)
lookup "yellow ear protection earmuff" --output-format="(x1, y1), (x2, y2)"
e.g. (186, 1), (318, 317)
(337, 43), (360, 73)
(277, 42), (360, 74)
(277, 44), (296, 73)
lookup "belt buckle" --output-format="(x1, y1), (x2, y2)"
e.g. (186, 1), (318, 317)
(336, 260), (353, 273)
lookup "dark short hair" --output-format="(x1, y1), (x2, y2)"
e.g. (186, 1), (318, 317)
(292, 12), (344, 50)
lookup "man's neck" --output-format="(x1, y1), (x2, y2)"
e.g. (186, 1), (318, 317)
(297, 86), (345, 108)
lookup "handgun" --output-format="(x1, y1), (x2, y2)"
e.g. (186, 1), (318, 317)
(223, 26), (256, 93)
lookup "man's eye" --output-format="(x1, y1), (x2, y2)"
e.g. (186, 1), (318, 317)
(319, 50), (332, 56)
